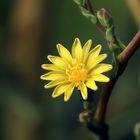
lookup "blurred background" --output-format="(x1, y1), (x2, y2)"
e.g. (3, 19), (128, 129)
(0, 0), (140, 140)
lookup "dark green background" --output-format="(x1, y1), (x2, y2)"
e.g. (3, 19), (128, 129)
(0, 0), (140, 140)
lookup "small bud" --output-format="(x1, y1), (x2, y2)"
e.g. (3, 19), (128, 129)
(79, 111), (90, 123)
(97, 8), (113, 28)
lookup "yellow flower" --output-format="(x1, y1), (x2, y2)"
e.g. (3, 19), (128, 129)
(40, 38), (112, 101)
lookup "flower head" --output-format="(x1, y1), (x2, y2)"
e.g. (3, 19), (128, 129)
(41, 38), (112, 101)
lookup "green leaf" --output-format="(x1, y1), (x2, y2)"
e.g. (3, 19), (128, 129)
(73, 0), (86, 6)
(80, 7), (97, 24)
(117, 38), (126, 50)
(105, 26), (114, 42)
(90, 15), (97, 24)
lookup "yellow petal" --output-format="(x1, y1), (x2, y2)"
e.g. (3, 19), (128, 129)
(72, 38), (82, 61)
(85, 80), (98, 91)
(57, 44), (72, 61)
(79, 83), (88, 100)
(41, 64), (64, 72)
(47, 55), (68, 69)
(64, 84), (75, 102)
(86, 44), (102, 64)
(87, 54), (107, 70)
(52, 83), (70, 98)
(44, 80), (68, 89)
(89, 64), (113, 75)
(90, 74), (110, 82)
(82, 39), (92, 63)
(40, 72), (66, 81)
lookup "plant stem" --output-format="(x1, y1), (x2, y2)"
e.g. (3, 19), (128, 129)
(118, 30), (140, 65)
(95, 30), (140, 122)
(94, 75), (119, 122)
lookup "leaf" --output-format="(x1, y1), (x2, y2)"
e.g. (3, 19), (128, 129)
(105, 26), (114, 42)
(73, 0), (86, 6)
(80, 7), (97, 24)
(117, 38), (126, 50)
(90, 15), (97, 24)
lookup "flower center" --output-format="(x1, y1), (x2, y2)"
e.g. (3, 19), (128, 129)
(66, 60), (87, 86)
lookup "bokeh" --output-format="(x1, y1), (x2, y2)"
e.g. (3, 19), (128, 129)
(0, 0), (140, 140)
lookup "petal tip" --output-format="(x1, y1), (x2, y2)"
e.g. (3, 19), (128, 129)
(64, 98), (69, 102)
(107, 78), (110, 82)
(80, 90), (88, 100)
(103, 53), (108, 58)
(75, 37), (80, 41)
(47, 55), (54, 62)
(88, 39), (92, 42)
(74, 38), (81, 44)
(97, 44), (102, 49)
(103, 76), (110, 82)
(106, 65), (113, 71)
(56, 43), (61, 49)
(40, 75), (45, 80)
(86, 39), (92, 46)
(41, 64), (44, 68)
(82, 96), (88, 100)
(47, 55), (51, 60)
(110, 65), (113, 70)
(94, 86), (98, 91)
(41, 64), (46, 69)
(44, 84), (49, 89)
(52, 93), (57, 98)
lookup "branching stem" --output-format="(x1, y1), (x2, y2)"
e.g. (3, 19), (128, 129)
(95, 30), (140, 122)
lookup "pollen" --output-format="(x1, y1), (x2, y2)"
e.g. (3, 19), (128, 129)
(66, 61), (87, 86)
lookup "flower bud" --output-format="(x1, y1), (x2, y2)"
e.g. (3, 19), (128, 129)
(97, 8), (113, 28)
(79, 111), (90, 123)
